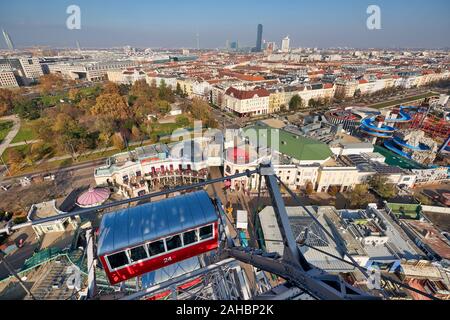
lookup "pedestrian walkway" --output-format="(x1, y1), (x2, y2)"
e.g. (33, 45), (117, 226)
(0, 115), (20, 157)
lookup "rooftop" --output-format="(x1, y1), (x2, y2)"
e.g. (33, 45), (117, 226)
(258, 206), (356, 273)
(243, 124), (333, 162)
(97, 191), (217, 256)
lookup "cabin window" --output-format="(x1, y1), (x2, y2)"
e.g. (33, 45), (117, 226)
(107, 251), (129, 270)
(166, 235), (182, 251)
(129, 246), (148, 262)
(148, 240), (165, 256)
(199, 225), (213, 240)
(183, 230), (198, 246)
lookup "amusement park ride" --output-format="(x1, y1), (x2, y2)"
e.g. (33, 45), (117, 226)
(0, 163), (440, 300)
(360, 105), (450, 159)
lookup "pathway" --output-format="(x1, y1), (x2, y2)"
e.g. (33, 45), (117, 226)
(0, 115), (20, 157)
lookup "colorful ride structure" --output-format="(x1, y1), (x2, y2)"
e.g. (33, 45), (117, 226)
(359, 106), (441, 163)
(359, 106), (414, 139)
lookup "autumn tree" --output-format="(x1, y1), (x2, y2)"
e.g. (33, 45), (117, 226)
(102, 81), (121, 95)
(305, 181), (314, 195)
(30, 141), (51, 161)
(368, 175), (396, 199)
(133, 97), (157, 121)
(131, 126), (143, 141)
(68, 88), (81, 103)
(130, 79), (156, 101)
(51, 113), (93, 160)
(348, 184), (374, 208)
(38, 74), (66, 94)
(0, 88), (14, 116)
(31, 118), (54, 141)
(6, 148), (24, 174)
(91, 93), (130, 121)
(112, 132), (125, 150)
(328, 185), (340, 197)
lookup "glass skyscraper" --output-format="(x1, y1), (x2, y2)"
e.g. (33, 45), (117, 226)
(255, 24), (263, 52)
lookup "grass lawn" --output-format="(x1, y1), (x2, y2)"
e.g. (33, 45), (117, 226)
(0, 120), (13, 143)
(369, 92), (438, 109)
(11, 120), (38, 144)
(1, 144), (31, 162)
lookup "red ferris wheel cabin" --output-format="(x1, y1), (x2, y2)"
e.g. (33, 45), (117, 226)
(97, 191), (220, 285)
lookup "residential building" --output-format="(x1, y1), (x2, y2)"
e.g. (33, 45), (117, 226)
(223, 87), (270, 116)
(0, 68), (19, 88)
(18, 57), (44, 80)
(107, 68), (146, 84)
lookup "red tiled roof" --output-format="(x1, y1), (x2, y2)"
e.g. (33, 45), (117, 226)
(225, 87), (270, 99)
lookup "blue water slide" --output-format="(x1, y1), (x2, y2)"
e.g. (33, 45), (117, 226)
(384, 139), (412, 159)
(360, 126), (393, 138)
(384, 106), (415, 123)
(360, 116), (396, 138)
(392, 136), (431, 152)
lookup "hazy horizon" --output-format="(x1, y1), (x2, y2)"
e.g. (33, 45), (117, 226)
(1, 0), (449, 50)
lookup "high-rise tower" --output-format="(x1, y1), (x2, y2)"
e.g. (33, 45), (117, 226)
(255, 24), (263, 52)
(281, 36), (290, 53)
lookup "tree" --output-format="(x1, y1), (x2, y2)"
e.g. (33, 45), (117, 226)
(0, 88), (14, 116)
(133, 97), (157, 120)
(68, 88), (81, 103)
(175, 115), (190, 127)
(7, 148), (23, 166)
(112, 132), (125, 150)
(308, 98), (317, 108)
(131, 126), (143, 141)
(6, 148), (24, 174)
(102, 81), (121, 95)
(305, 181), (314, 196)
(38, 74), (66, 94)
(130, 79), (156, 101)
(31, 118), (54, 141)
(328, 185), (340, 197)
(13, 97), (40, 120)
(91, 93), (130, 121)
(289, 94), (303, 111)
(348, 184), (374, 208)
(77, 97), (95, 110)
(176, 82), (185, 97)
(158, 79), (174, 102)
(368, 175), (396, 199)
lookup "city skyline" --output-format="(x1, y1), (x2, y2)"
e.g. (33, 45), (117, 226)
(0, 0), (450, 49)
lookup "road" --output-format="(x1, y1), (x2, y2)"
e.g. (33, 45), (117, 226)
(0, 158), (105, 185)
(0, 226), (39, 280)
(0, 137), (157, 185)
(0, 115), (20, 157)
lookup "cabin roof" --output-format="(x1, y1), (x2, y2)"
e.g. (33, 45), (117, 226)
(97, 191), (217, 256)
